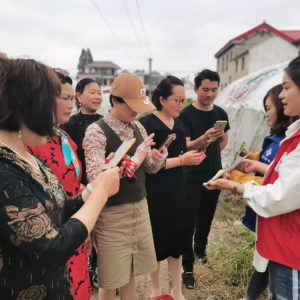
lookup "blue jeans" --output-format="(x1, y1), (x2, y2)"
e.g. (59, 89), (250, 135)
(269, 261), (300, 299)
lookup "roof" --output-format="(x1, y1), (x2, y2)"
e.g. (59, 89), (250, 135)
(232, 22), (294, 43)
(215, 22), (299, 58)
(281, 30), (300, 41)
(85, 61), (121, 69)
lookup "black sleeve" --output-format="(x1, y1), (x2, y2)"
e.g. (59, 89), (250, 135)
(64, 193), (84, 220)
(0, 163), (88, 266)
(178, 107), (192, 138)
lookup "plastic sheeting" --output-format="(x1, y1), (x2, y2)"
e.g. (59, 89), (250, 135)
(215, 62), (288, 167)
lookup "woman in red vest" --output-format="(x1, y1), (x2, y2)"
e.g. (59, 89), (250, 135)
(204, 56), (300, 299)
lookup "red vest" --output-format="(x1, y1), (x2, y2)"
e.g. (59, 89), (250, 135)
(257, 128), (300, 270)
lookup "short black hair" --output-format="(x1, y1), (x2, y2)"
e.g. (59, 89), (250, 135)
(55, 70), (73, 85)
(152, 76), (184, 111)
(285, 55), (300, 91)
(0, 58), (60, 136)
(109, 95), (125, 107)
(263, 84), (296, 136)
(75, 78), (100, 108)
(194, 69), (220, 89)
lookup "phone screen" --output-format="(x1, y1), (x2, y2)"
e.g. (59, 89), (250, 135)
(103, 138), (136, 170)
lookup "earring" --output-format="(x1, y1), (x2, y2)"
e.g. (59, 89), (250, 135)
(18, 130), (22, 139)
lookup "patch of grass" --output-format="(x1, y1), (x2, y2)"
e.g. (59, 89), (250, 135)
(219, 201), (232, 210)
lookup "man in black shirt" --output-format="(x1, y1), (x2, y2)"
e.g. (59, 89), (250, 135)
(179, 69), (230, 289)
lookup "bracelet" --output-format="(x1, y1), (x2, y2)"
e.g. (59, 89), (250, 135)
(232, 182), (241, 195)
(178, 156), (183, 166)
(86, 183), (93, 193)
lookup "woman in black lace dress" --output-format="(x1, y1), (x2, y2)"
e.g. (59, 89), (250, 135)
(139, 76), (206, 299)
(0, 58), (120, 299)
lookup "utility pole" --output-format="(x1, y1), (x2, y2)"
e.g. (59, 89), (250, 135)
(148, 58), (153, 100)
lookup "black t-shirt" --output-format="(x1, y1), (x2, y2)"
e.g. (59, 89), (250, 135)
(178, 104), (230, 182)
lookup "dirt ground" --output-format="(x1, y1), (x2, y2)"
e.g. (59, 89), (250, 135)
(91, 191), (268, 300)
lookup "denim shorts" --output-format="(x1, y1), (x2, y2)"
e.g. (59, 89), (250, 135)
(269, 261), (300, 300)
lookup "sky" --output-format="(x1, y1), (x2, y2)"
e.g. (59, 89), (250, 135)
(1, 0), (300, 81)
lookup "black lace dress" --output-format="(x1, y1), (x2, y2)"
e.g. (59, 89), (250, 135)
(0, 147), (87, 299)
(139, 114), (187, 261)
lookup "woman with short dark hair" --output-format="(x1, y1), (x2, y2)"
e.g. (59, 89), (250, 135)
(0, 58), (121, 300)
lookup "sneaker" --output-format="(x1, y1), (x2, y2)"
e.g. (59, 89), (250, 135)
(182, 268), (195, 289)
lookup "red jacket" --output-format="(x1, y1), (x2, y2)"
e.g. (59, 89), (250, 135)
(257, 128), (300, 270)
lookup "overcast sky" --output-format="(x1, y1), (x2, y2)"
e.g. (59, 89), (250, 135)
(1, 0), (300, 80)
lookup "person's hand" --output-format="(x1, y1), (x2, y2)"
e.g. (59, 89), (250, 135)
(236, 147), (250, 157)
(181, 151), (206, 166)
(151, 146), (168, 162)
(204, 128), (224, 143)
(85, 234), (93, 257)
(236, 159), (258, 174)
(131, 133), (155, 166)
(93, 165), (121, 197)
(204, 178), (235, 191)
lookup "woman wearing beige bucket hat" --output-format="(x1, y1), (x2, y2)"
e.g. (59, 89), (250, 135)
(83, 73), (168, 300)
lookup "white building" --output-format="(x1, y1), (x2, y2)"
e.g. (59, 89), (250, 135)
(214, 22), (300, 91)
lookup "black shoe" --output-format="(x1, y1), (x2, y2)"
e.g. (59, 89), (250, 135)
(182, 268), (195, 289)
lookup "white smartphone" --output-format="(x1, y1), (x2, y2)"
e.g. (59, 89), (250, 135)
(103, 138), (136, 170)
(214, 120), (227, 131)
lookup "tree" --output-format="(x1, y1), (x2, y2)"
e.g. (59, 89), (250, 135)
(77, 49), (87, 72)
(86, 48), (93, 64)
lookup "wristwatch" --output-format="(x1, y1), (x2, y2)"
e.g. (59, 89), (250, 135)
(232, 182), (241, 195)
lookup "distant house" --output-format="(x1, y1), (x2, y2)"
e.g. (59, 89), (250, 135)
(214, 22), (300, 90)
(77, 61), (121, 86)
(0, 52), (7, 59)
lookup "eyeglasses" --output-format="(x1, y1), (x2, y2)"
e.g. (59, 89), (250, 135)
(169, 98), (187, 105)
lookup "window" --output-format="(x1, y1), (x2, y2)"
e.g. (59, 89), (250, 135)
(221, 84), (223, 91)
(222, 57), (224, 72)
(226, 54), (229, 71)
(217, 59), (220, 73)
(230, 51), (233, 62)
(103, 79), (107, 86)
(225, 83), (227, 88)
(242, 57), (245, 71)
(236, 60), (239, 73)
(229, 76), (231, 84)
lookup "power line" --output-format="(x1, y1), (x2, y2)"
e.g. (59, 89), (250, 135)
(135, 0), (152, 58)
(90, 0), (136, 65)
(123, 0), (148, 59)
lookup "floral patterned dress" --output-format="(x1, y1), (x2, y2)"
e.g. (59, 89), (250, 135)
(0, 146), (88, 300)
(28, 129), (91, 300)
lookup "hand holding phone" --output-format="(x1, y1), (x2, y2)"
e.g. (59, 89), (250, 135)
(103, 138), (136, 170)
(214, 120), (227, 131)
(158, 133), (176, 152)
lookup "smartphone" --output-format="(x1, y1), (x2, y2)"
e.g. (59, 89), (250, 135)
(103, 138), (136, 170)
(158, 133), (176, 151)
(214, 120), (227, 131)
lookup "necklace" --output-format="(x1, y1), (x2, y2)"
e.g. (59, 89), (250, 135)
(0, 140), (40, 171)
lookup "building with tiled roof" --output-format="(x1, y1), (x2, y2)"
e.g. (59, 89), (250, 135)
(77, 61), (121, 86)
(215, 22), (300, 91)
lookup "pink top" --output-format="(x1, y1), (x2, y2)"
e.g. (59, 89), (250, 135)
(83, 112), (164, 182)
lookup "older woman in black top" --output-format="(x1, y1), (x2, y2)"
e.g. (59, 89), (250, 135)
(0, 58), (120, 299)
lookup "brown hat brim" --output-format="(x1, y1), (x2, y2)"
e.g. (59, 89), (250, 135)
(124, 98), (156, 113)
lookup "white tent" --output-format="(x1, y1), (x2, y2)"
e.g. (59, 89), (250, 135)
(215, 62), (288, 167)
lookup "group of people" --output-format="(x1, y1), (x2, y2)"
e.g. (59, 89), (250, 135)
(0, 55), (299, 300)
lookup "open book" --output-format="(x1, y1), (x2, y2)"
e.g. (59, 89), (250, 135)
(203, 154), (249, 186)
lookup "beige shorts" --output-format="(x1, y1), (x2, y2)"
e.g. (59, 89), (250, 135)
(93, 198), (157, 289)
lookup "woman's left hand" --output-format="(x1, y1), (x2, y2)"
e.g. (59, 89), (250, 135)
(85, 234), (93, 257)
(151, 146), (168, 162)
(204, 178), (235, 191)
